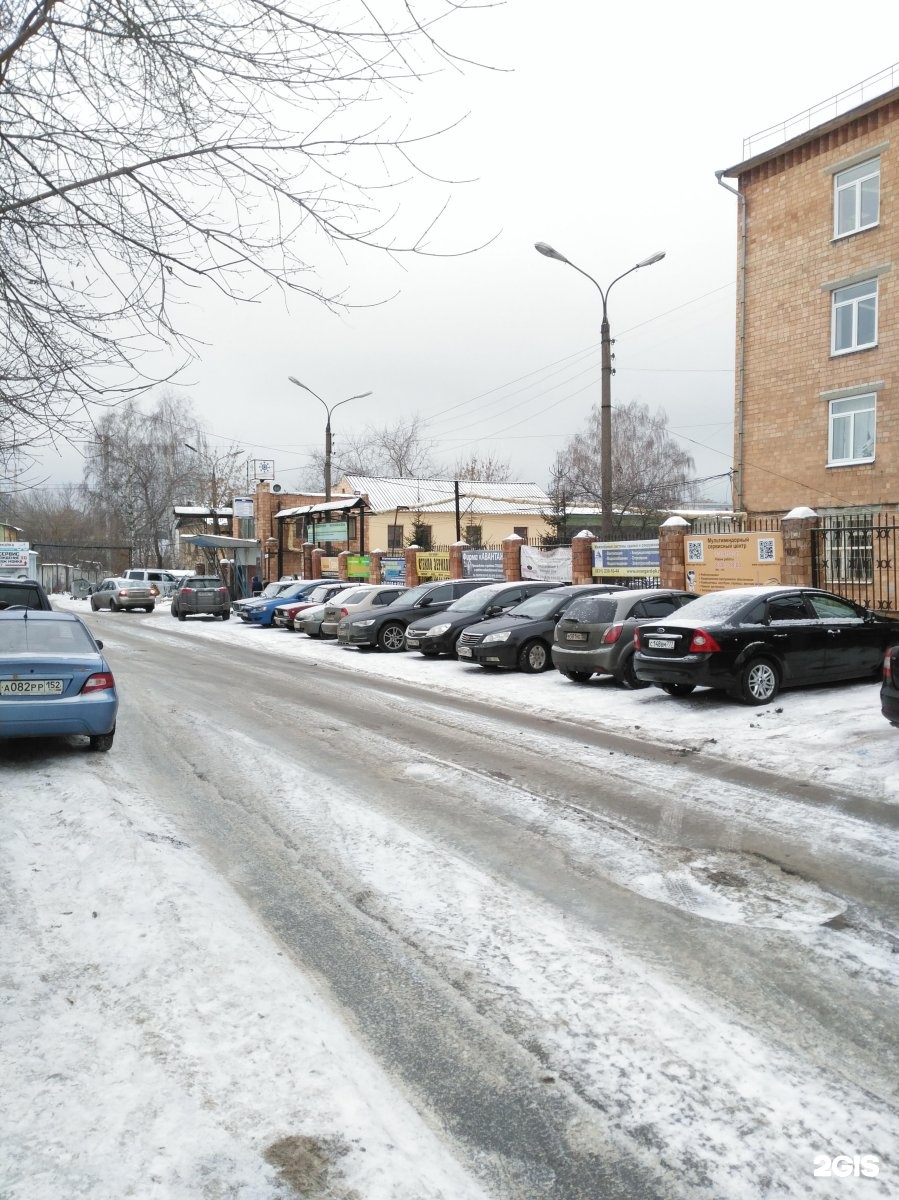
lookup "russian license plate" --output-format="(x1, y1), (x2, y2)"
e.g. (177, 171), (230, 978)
(457, 645), (473, 658)
(406, 637), (419, 647)
(647, 638), (675, 650)
(0, 678), (64, 695)
(565, 632), (588, 642)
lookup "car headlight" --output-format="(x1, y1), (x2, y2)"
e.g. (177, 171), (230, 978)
(355, 618), (376, 627)
(428, 623), (451, 637)
(483, 630), (511, 644)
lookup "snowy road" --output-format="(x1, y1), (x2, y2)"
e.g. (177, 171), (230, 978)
(2, 603), (897, 1199)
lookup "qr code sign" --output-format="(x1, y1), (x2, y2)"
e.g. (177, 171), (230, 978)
(758, 538), (776, 562)
(686, 540), (704, 563)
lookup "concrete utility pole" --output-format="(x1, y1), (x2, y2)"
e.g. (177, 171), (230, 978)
(287, 378), (372, 503)
(534, 243), (665, 539)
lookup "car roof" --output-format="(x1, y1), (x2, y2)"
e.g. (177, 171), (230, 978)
(0, 609), (78, 623)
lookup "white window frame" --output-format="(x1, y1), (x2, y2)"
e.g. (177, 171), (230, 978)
(831, 279), (878, 355)
(833, 157), (880, 238)
(827, 393), (876, 466)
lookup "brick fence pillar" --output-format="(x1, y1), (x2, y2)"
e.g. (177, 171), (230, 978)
(571, 531), (595, 585)
(337, 551), (349, 582)
(369, 550), (383, 584)
(405, 545), (420, 587)
(449, 541), (467, 580)
(301, 542), (315, 579)
(310, 548), (323, 580)
(659, 516), (689, 590)
(503, 534), (522, 581)
(780, 507), (818, 588)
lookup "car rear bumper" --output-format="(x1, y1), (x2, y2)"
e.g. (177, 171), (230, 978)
(0, 692), (118, 738)
(633, 651), (724, 689)
(882, 684), (899, 726)
(551, 645), (614, 675)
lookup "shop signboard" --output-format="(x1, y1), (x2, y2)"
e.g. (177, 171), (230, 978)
(381, 556), (406, 583)
(346, 555), (370, 579)
(592, 540), (660, 579)
(520, 545), (572, 583)
(313, 522), (349, 542)
(232, 496), (254, 519)
(416, 552), (450, 580)
(683, 532), (783, 593)
(0, 541), (31, 569)
(462, 550), (504, 580)
(319, 555), (340, 578)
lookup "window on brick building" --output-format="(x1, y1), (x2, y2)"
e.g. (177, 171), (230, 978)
(834, 158), (880, 238)
(831, 279), (877, 354)
(513, 526), (528, 540)
(828, 393), (875, 465)
(387, 524), (404, 549)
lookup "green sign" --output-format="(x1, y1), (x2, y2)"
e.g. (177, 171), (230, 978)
(346, 555), (370, 578)
(313, 521), (348, 542)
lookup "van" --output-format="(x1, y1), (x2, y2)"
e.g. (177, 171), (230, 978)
(122, 568), (180, 597)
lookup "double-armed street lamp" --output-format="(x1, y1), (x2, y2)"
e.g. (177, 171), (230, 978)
(534, 242), (666, 539)
(288, 377), (372, 504)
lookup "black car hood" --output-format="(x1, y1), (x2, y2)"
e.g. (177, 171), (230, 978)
(466, 612), (546, 637)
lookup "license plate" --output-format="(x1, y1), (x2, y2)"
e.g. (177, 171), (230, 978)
(565, 632), (588, 642)
(406, 637), (419, 647)
(0, 678), (64, 695)
(457, 645), (473, 658)
(647, 638), (675, 650)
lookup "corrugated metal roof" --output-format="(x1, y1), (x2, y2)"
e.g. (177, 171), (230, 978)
(334, 475), (550, 514)
(275, 497), (361, 519)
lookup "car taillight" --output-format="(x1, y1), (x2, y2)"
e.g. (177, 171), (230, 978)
(601, 622), (623, 645)
(633, 628), (642, 649)
(340, 608), (349, 617)
(218, 588), (228, 597)
(117, 590), (129, 597)
(689, 629), (721, 653)
(182, 587), (194, 593)
(82, 672), (115, 692)
(885, 649), (896, 684)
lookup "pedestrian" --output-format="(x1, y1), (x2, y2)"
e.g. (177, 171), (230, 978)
(250, 572), (261, 596)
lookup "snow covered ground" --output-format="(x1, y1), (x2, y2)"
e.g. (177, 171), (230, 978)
(1, 596), (896, 1199)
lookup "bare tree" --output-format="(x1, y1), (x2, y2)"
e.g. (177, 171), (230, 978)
(81, 394), (205, 564)
(563, 400), (695, 532)
(0, 2), (486, 465)
(452, 450), (512, 482)
(333, 413), (443, 480)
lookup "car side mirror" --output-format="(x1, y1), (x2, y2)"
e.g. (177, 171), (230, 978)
(486, 604), (502, 616)
(95, 639), (104, 649)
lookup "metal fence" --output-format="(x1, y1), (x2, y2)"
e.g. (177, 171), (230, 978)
(688, 516), (782, 534)
(811, 515), (898, 613)
(32, 542), (133, 589)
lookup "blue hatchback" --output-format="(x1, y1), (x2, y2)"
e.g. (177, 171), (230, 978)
(0, 610), (118, 751)
(238, 580), (323, 626)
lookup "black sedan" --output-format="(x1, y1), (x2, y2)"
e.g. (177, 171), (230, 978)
(633, 585), (899, 704)
(456, 585), (627, 673)
(882, 644), (899, 727)
(404, 580), (557, 657)
(337, 579), (489, 651)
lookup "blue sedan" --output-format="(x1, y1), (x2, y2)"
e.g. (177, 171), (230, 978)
(0, 611), (118, 751)
(238, 580), (324, 626)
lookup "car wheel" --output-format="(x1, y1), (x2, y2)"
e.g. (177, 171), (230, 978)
(178, 612), (187, 622)
(377, 621), (406, 652)
(144, 606), (154, 613)
(307, 628), (321, 639)
(221, 612), (230, 621)
(618, 653), (649, 690)
(518, 639), (550, 673)
(89, 728), (115, 752)
(109, 599), (118, 612)
(561, 669), (592, 683)
(90, 599), (99, 611)
(662, 683), (695, 697)
(737, 657), (780, 705)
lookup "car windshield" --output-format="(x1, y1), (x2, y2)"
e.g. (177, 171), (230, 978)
(260, 582), (286, 597)
(506, 590), (575, 619)
(0, 618), (95, 654)
(562, 596), (619, 624)
(184, 578), (222, 589)
(392, 583), (435, 607)
(447, 584), (506, 612)
(0, 584), (43, 608)
(334, 589), (372, 606)
(308, 585), (337, 602)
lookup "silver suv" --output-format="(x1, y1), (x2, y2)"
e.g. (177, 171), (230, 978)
(122, 568), (180, 597)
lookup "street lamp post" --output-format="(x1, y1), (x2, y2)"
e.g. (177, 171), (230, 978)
(287, 377), (372, 503)
(534, 242), (665, 539)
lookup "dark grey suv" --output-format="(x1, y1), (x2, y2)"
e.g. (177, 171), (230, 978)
(338, 579), (490, 651)
(171, 576), (231, 621)
(0, 578), (52, 611)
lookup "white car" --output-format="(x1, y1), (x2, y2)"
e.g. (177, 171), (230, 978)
(318, 584), (407, 639)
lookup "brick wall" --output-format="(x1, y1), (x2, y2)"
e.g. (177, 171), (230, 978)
(737, 99), (899, 517)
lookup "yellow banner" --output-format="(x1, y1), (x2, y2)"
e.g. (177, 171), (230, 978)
(683, 533), (783, 593)
(415, 552), (450, 579)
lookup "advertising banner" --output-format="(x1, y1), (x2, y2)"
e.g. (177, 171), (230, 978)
(462, 550), (504, 580)
(416, 552), (450, 580)
(346, 555), (370, 578)
(520, 545), (572, 583)
(683, 533), (783, 593)
(381, 556), (406, 583)
(232, 496), (254, 519)
(0, 542), (30, 569)
(319, 556), (340, 578)
(592, 540), (660, 579)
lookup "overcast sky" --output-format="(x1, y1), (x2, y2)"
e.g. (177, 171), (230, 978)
(26, 1), (899, 504)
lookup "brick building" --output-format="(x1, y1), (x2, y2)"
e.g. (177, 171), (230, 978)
(720, 79), (899, 522)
